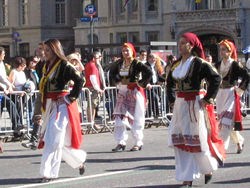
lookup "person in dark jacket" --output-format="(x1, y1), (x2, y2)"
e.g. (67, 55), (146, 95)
(145, 53), (165, 117)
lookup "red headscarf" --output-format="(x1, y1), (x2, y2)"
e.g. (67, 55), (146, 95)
(219, 40), (238, 60)
(122, 42), (136, 58)
(182, 32), (205, 60)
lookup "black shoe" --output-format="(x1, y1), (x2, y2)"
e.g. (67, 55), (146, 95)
(130, 145), (142, 151)
(21, 142), (32, 148)
(180, 181), (192, 187)
(237, 143), (244, 154)
(79, 163), (85, 175)
(205, 174), (212, 184)
(30, 142), (38, 150)
(22, 141), (37, 150)
(112, 144), (126, 152)
(40, 178), (53, 183)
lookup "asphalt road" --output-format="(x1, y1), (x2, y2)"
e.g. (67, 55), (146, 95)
(1, 117), (250, 188)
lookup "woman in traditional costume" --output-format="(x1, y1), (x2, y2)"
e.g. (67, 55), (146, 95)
(215, 40), (249, 154)
(39, 39), (86, 182)
(167, 33), (225, 187)
(109, 42), (152, 152)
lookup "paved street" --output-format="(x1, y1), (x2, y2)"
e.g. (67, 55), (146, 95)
(1, 117), (250, 188)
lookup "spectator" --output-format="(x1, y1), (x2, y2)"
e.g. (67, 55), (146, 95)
(0, 47), (23, 138)
(24, 56), (40, 89)
(67, 53), (85, 80)
(165, 54), (177, 79)
(205, 53), (213, 64)
(138, 49), (147, 64)
(84, 51), (105, 130)
(8, 57), (28, 125)
(24, 56), (40, 125)
(21, 43), (46, 149)
(145, 53), (165, 117)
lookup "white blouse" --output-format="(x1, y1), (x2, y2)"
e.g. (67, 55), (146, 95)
(172, 56), (194, 79)
(12, 69), (27, 91)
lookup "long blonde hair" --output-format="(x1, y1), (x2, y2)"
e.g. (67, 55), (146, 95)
(155, 56), (164, 74)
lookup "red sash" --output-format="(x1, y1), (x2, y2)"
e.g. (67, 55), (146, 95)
(46, 92), (83, 149)
(234, 91), (243, 131)
(206, 104), (226, 165)
(177, 91), (205, 100)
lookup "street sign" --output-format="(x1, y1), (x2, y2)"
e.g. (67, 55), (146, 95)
(85, 4), (96, 16)
(80, 17), (99, 22)
(92, 17), (100, 21)
(12, 32), (20, 39)
(80, 17), (91, 22)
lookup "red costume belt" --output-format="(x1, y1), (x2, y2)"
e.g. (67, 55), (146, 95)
(45, 92), (82, 149)
(177, 91), (206, 100)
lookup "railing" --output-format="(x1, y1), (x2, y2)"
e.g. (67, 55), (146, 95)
(1, 85), (249, 139)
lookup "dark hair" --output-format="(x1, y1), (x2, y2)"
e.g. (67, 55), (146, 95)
(167, 55), (174, 61)
(13, 57), (26, 68)
(140, 49), (147, 55)
(0, 47), (5, 55)
(26, 56), (39, 67)
(44, 39), (67, 61)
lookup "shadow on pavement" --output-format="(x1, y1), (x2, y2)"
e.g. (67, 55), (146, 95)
(0, 154), (41, 159)
(0, 178), (41, 185)
(223, 162), (250, 168)
(87, 156), (174, 163)
(121, 185), (182, 188)
(106, 164), (175, 172)
(87, 151), (116, 154)
(214, 177), (250, 184)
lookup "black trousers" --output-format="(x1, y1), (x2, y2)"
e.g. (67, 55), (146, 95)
(147, 88), (160, 117)
(0, 95), (22, 130)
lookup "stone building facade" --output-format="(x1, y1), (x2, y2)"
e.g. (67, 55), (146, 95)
(74, 0), (250, 62)
(0, 0), (81, 60)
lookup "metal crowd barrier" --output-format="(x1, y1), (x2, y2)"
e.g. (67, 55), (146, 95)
(145, 85), (171, 127)
(2, 85), (249, 138)
(78, 87), (98, 134)
(0, 91), (34, 140)
(101, 86), (117, 133)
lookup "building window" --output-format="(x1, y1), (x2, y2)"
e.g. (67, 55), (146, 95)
(19, 43), (30, 58)
(82, 0), (98, 17)
(0, 0), (8, 26)
(110, 33), (113, 44)
(131, 0), (138, 12)
(147, 0), (158, 11)
(117, 32), (127, 44)
(55, 0), (65, 24)
(146, 31), (159, 42)
(116, 0), (126, 15)
(146, 31), (159, 49)
(129, 32), (139, 43)
(19, 0), (28, 25)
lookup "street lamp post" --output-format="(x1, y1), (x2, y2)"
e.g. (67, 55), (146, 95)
(90, 16), (94, 52)
(85, 4), (97, 53)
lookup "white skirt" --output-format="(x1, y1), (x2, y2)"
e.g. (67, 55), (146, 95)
(169, 93), (218, 181)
